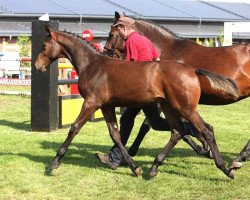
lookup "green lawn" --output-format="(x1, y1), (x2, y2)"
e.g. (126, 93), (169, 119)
(0, 85), (30, 92)
(0, 95), (249, 200)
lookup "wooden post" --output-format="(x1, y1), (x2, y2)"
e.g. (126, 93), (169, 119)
(31, 21), (59, 131)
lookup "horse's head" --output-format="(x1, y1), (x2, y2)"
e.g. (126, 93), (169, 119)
(102, 11), (126, 58)
(103, 25), (125, 58)
(35, 26), (64, 72)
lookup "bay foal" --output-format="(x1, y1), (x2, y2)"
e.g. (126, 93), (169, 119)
(35, 27), (238, 178)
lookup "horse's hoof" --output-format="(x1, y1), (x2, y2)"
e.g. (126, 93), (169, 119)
(230, 161), (242, 170)
(149, 170), (158, 177)
(133, 167), (142, 176)
(228, 169), (235, 179)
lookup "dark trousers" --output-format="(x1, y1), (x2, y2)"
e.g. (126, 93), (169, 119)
(109, 104), (169, 165)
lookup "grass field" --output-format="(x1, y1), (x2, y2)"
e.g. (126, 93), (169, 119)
(0, 95), (249, 200)
(0, 85), (30, 92)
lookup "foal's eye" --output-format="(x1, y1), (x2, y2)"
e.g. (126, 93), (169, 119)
(42, 44), (46, 50)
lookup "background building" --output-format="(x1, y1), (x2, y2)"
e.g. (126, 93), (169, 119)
(0, 0), (250, 47)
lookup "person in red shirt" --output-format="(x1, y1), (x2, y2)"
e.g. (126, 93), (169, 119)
(124, 31), (159, 61)
(96, 17), (169, 169)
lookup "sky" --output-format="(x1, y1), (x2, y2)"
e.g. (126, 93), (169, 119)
(202, 0), (250, 2)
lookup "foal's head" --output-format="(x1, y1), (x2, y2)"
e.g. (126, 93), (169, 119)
(35, 26), (64, 71)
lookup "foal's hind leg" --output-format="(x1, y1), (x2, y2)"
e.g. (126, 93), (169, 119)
(102, 106), (141, 176)
(51, 101), (97, 169)
(185, 111), (234, 179)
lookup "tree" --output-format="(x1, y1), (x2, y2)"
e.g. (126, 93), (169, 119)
(209, 38), (214, 47)
(17, 35), (31, 68)
(219, 31), (224, 46)
(196, 37), (202, 45)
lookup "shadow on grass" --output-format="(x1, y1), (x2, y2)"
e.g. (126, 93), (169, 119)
(0, 119), (30, 131)
(0, 140), (241, 181)
(159, 170), (231, 182)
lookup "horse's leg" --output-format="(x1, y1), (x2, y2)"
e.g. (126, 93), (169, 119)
(128, 118), (151, 156)
(184, 111), (234, 179)
(200, 123), (214, 159)
(101, 106), (142, 176)
(182, 135), (211, 157)
(191, 122), (213, 159)
(51, 101), (97, 169)
(230, 140), (250, 170)
(149, 103), (183, 177)
(181, 119), (212, 159)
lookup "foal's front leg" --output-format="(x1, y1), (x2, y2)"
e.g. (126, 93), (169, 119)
(149, 103), (182, 177)
(150, 129), (182, 177)
(101, 106), (142, 176)
(51, 100), (97, 169)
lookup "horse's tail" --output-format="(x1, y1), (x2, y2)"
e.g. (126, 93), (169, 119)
(195, 69), (239, 99)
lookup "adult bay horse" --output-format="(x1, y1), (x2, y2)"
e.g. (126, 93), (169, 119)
(35, 27), (238, 178)
(109, 12), (250, 102)
(104, 12), (250, 167)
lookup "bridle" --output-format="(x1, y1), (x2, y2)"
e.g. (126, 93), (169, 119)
(103, 33), (123, 59)
(103, 47), (123, 59)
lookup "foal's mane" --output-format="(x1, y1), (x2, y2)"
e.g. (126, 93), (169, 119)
(62, 30), (104, 55)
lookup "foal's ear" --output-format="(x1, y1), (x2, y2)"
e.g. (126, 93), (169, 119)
(45, 25), (58, 41)
(45, 25), (52, 34)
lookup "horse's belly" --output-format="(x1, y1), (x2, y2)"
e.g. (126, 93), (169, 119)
(108, 95), (165, 107)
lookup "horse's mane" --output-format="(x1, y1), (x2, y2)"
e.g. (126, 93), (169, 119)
(133, 18), (183, 40)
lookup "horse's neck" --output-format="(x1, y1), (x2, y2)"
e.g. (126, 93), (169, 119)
(57, 34), (100, 74)
(135, 21), (177, 54)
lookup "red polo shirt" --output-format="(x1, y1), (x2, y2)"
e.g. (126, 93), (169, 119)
(125, 32), (159, 61)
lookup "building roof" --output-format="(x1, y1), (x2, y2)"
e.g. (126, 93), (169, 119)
(0, 0), (249, 20)
(0, 0), (249, 38)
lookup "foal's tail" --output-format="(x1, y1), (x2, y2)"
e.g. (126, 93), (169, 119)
(195, 69), (239, 99)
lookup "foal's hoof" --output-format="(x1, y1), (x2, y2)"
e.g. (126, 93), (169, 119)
(230, 161), (242, 170)
(133, 167), (142, 176)
(149, 170), (158, 178)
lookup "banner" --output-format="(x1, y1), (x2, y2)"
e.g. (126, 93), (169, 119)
(0, 78), (31, 86)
